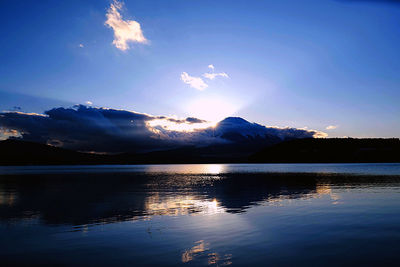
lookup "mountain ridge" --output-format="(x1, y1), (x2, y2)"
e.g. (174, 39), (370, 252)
(1, 138), (399, 165)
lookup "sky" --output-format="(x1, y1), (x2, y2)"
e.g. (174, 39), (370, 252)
(0, 0), (400, 138)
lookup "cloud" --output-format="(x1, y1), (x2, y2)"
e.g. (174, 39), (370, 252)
(79, 44), (84, 48)
(105, 0), (147, 51)
(203, 72), (229, 80)
(85, 101), (93, 105)
(180, 72), (208, 90)
(185, 117), (207, 124)
(181, 65), (229, 90)
(0, 106), (159, 152)
(0, 106), (213, 153)
(203, 64), (229, 80)
(0, 105), (327, 153)
(326, 125), (338, 130)
(0, 127), (22, 140)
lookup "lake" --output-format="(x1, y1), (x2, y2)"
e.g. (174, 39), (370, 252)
(1, 163), (400, 266)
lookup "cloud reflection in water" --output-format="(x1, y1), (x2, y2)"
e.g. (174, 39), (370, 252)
(181, 240), (232, 266)
(0, 171), (397, 226)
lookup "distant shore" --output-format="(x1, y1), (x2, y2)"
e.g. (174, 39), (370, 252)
(1, 138), (399, 166)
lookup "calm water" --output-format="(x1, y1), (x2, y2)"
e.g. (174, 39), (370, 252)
(1, 163), (400, 266)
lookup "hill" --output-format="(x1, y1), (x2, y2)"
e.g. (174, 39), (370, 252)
(0, 139), (107, 165)
(249, 138), (400, 163)
(1, 138), (400, 165)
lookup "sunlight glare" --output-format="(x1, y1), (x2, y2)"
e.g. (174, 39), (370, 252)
(205, 164), (223, 174)
(147, 119), (214, 132)
(186, 96), (239, 123)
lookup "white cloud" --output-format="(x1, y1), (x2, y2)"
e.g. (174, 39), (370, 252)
(85, 101), (93, 105)
(105, 0), (147, 51)
(79, 44), (84, 48)
(203, 72), (229, 80)
(181, 65), (229, 90)
(181, 72), (208, 91)
(148, 118), (214, 132)
(313, 131), (328, 138)
(203, 64), (229, 80)
(0, 128), (22, 140)
(326, 125), (338, 130)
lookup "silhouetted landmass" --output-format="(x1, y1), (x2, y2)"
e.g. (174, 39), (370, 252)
(0, 139), (107, 165)
(1, 138), (399, 165)
(0, 139), (243, 165)
(249, 138), (400, 163)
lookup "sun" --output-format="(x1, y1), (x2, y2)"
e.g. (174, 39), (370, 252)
(186, 96), (239, 123)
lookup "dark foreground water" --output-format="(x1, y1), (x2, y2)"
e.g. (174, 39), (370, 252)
(1, 163), (400, 266)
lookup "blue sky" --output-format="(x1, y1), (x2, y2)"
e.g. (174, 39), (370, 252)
(1, 0), (399, 138)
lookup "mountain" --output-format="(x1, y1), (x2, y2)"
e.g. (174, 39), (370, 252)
(249, 138), (400, 163)
(187, 117), (285, 159)
(213, 117), (282, 143)
(214, 117), (315, 142)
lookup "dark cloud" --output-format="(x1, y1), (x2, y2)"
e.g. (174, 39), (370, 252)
(163, 117), (207, 124)
(0, 106), (166, 153)
(185, 117), (207, 124)
(0, 105), (326, 153)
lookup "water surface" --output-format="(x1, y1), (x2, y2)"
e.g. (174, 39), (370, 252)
(1, 163), (400, 266)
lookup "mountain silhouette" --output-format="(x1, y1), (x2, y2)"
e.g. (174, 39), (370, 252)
(249, 138), (400, 163)
(213, 117), (282, 144)
(1, 137), (399, 165)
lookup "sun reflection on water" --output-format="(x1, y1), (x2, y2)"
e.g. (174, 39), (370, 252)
(145, 194), (224, 217)
(263, 183), (341, 206)
(144, 164), (224, 174)
(205, 164), (223, 174)
(182, 240), (208, 263)
(181, 240), (232, 266)
(315, 184), (341, 204)
(0, 189), (17, 207)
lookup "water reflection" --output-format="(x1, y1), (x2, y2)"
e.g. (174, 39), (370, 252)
(0, 189), (17, 206)
(0, 171), (398, 226)
(182, 240), (208, 263)
(181, 240), (232, 266)
(145, 194), (223, 216)
(315, 184), (341, 204)
(2, 163), (399, 175)
(1, 168), (400, 266)
(145, 164), (225, 174)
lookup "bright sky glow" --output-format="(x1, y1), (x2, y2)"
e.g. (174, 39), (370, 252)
(185, 96), (241, 123)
